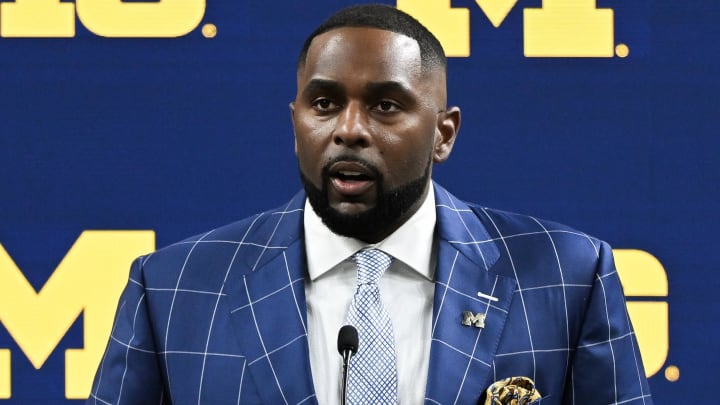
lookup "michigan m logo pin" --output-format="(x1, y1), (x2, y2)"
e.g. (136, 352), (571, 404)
(461, 311), (486, 328)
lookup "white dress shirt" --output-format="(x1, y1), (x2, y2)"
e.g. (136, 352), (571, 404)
(304, 184), (437, 405)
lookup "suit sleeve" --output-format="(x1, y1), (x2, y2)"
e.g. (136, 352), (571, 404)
(566, 241), (653, 404)
(87, 256), (167, 405)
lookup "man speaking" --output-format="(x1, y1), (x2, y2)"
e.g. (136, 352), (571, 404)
(88, 4), (652, 404)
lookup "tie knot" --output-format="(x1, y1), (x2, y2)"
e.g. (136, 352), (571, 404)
(353, 248), (392, 285)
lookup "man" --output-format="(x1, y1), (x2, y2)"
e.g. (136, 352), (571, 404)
(89, 4), (652, 404)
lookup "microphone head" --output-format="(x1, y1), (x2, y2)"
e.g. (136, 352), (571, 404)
(337, 325), (359, 355)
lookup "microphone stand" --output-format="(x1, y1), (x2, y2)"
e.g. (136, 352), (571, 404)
(341, 348), (352, 405)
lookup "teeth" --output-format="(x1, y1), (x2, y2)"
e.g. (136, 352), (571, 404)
(335, 170), (371, 182)
(339, 171), (363, 176)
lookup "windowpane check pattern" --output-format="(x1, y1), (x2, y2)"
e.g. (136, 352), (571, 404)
(345, 248), (398, 405)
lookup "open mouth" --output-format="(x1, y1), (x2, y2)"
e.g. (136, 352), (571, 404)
(327, 161), (377, 196)
(335, 170), (372, 182)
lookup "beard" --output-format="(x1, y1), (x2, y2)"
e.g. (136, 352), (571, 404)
(300, 156), (431, 241)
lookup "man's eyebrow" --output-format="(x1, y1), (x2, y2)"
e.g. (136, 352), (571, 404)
(300, 79), (415, 101)
(301, 79), (344, 98)
(365, 81), (413, 96)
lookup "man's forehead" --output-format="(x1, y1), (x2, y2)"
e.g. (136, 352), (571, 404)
(296, 26), (447, 104)
(300, 27), (423, 77)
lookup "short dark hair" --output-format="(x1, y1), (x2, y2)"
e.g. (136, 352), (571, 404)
(297, 4), (446, 72)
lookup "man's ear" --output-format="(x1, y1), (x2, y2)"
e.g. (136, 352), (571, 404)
(433, 106), (461, 163)
(289, 101), (297, 154)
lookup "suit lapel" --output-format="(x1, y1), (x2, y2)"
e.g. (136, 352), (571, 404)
(425, 184), (517, 404)
(225, 193), (318, 404)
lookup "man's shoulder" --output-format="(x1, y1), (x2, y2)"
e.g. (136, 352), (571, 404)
(434, 184), (604, 260)
(442, 201), (607, 288)
(433, 182), (600, 245)
(446, 189), (599, 244)
(136, 192), (306, 279)
(469, 203), (598, 243)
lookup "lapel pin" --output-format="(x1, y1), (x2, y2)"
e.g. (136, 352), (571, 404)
(461, 311), (486, 328)
(477, 291), (499, 302)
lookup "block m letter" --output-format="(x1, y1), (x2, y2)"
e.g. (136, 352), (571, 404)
(0, 231), (154, 398)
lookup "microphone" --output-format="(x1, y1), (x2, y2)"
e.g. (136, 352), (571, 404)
(337, 325), (358, 405)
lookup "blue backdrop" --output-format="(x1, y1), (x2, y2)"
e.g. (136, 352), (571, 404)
(0, 0), (717, 403)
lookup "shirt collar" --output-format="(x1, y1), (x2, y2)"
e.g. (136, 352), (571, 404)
(304, 183), (436, 281)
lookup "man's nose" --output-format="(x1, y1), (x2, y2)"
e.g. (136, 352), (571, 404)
(333, 101), (371, 148)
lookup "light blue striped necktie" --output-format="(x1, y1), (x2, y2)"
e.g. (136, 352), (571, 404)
(345, 248), (398, 404)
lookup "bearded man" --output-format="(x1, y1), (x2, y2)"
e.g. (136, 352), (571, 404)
(89, 4), (652, 404)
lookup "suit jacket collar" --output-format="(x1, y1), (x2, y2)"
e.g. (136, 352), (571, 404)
(433, 182), (500, 271)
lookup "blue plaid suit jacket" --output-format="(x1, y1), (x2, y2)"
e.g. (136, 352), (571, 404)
(89, 183), (652, 404)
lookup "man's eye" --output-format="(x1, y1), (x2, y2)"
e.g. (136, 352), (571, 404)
(312, 98), (338, 111)
(373, 101), (400, 113)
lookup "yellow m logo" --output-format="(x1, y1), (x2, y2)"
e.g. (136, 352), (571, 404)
(0, 231), (154, 399)
(397, 0), (615, 57)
